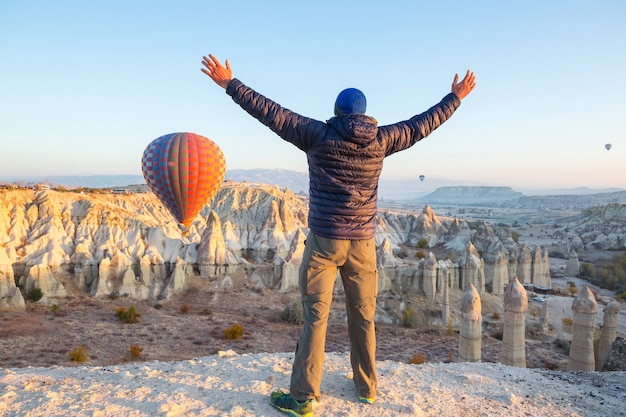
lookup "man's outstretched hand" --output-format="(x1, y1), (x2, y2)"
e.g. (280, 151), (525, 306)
(201, 54), (232, 89)
(451, 70), (476, 100)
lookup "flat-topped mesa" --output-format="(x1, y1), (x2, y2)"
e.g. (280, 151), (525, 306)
(459, 283), (482, 362)
(501, 277), (528, 367)
(568, 286), (598, 371)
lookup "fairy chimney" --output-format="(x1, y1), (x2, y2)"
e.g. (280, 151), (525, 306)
(596, 300), (621, 370)
(501, 277), (528, 367)
(459, 283), (482, 362)
(567, 286), (598, 371)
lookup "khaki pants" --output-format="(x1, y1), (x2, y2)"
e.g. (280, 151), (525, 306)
(290, 232), (378, 402)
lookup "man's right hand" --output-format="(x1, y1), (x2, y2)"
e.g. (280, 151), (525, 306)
(201, 54), (232, 89)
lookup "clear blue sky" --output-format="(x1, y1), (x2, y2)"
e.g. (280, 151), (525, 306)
(1, 0), (624, 190)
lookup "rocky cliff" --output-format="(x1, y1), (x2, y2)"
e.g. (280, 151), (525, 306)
(0, 184), (550, 308)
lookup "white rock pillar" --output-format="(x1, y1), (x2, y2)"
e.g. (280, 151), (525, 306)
(530, 245), (543, 285)
(539, 300), (549, 334)
(565, 251), (580, 277)
(423, 252), (437, 300)
(501, 277), (528, 367)
(537, 248), (552, 288)
(567, 286), (598, 371)
(516, 245), (532, 284)
(459, 283), (482, 362)
(491, 252), (508, 296)
(596, 300), (620, 370)
(441, 264), (450, 326)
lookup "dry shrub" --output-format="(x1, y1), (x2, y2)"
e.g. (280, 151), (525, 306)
(562, 316), (573, 332)
(224, 323), (245, 340)
(408, 352), (427, 365)
(129, 344), (143, 359)
(70, 346), (88, 362)
(179, 304), (190, 314)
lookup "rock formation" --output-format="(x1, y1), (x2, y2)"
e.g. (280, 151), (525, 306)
(280, 229), (307, 291)
(491, 251), (508, 295)
(516, 244), (532, 284)
(566, 251), (580, 277)
(539, 300), (549, 334)
(460, 242), (485, 293)
(440, 261), (450, 327)
(459, 283), (482, 362)
(501, 277), (528, 367)
(21, 264), (67, 300)
(422, 252), (438, 300)
(596, 300), (621, 370)
(0, 265), (24, 308)
(409, 205), (448, 247)
(567, 286), (598, 371)
(0, 185), (553, 307)
(600, 336), (626, 371)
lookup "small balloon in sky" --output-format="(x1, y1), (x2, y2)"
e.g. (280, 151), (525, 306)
(605, 143), (612, 151)
(419, 174), (425, 182)
(141, 132), (226, 234)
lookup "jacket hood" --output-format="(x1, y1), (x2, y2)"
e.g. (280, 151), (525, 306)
(327, 114), (378, 145)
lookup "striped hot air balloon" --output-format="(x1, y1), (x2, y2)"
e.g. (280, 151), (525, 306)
(141, 132), (226, 230)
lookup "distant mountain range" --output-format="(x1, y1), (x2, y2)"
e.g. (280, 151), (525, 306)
(2, 169), (624, 202)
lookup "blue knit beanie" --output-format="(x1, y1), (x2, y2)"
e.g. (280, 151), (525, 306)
(334, 88), (367, 116)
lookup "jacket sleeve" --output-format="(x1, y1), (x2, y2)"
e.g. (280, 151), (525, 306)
(378, 93), (461, 156)
(225, 78), (327, 152)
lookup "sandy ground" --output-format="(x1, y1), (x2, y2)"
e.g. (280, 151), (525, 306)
(1, 351), (625, 417)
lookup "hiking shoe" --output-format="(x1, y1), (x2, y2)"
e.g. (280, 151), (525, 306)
(359, 396), (375, 404)
(269, 391), (314, 417)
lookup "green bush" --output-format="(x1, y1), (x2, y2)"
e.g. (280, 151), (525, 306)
(416, 238), (429, 249)
(280, 302), (304, 325)
(446, 317), (455, 335)
(116, 306), (141, 324)
(224, 323), (245, 340)
(401, 307), (415, 328)
(25, 287), (44, 302)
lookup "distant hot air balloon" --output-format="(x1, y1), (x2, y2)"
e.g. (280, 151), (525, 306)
(605, 143), (612, 151)
(419, 174), (425, 182)
(141, 132), (226, 232)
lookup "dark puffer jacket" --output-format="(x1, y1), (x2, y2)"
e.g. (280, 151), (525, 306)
(225, 78), (461, 240)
